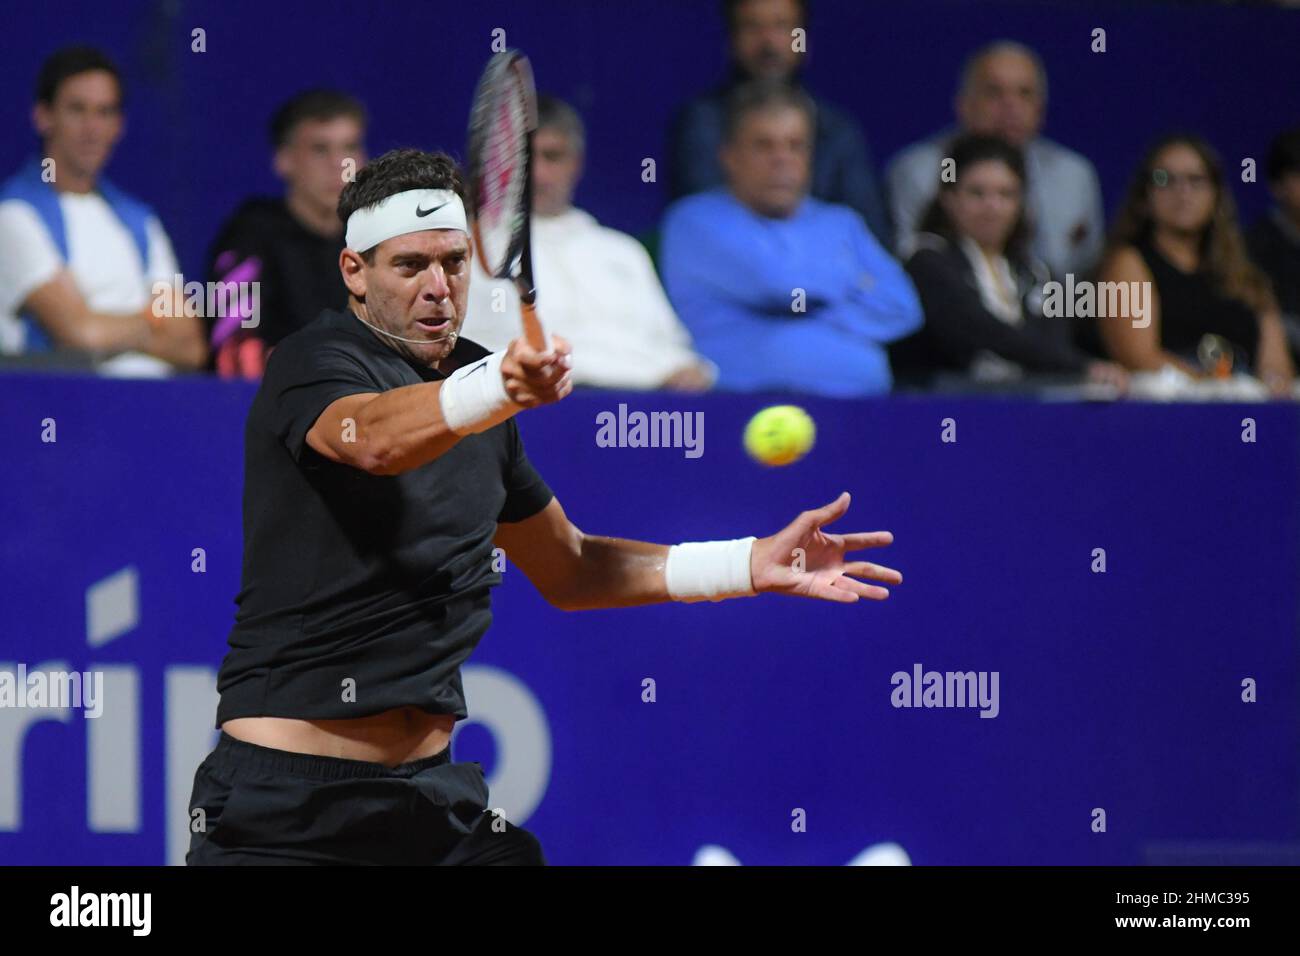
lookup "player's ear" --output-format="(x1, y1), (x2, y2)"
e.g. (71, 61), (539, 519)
(339, 247), (367, 298)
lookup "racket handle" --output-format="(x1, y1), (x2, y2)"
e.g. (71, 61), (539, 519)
(520, 299), (548, 353)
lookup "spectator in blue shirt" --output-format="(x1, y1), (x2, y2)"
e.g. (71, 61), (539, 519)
(668, 0), (890, 245)
(661, 80), (922, 397)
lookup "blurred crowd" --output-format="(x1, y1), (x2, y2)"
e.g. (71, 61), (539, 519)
(2, 0), (1298, 399)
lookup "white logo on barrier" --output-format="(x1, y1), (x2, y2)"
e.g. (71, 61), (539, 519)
(457, 665), (552, 823)
(3, 569), (552, 866)
(692, 842), (912, 866)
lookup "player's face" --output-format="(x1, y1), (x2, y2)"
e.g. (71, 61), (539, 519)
(276, 116), (367, 215)
(721, 106), (811, 219)
(941, 159), (1023, 251)
(34, 70), (123, 182)
(958, 52), (1044, 148)
(1147, 143), (1216, 236)
(531, 126), (581, 217)
(731, 0), (803, 80)
(358, 229), (472, 367)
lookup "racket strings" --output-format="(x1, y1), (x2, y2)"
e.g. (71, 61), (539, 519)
(474, 77), (529, 271)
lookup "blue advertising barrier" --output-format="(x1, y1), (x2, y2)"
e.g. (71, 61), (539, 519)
(2, 373), (1298, 865)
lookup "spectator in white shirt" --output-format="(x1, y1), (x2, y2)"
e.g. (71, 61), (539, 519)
(464, 95), (715, 391)
(0, 46), (205, 374)
(886, 40), (1105, 279)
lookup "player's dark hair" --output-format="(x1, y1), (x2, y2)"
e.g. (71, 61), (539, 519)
(35, 45), (123, 107)
(537, 94), (585, 154)
(1265, 126), (1300, 183)
(721, 0), (808, 31)
(917, 134), (1030, 262)
(721, 78), (815, 143)
(270, 89), (367, 149)
(337, 148), (467, 262)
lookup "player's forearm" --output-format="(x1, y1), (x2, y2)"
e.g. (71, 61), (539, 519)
(352, 382), (467, 475)
(552, 534), (674, 611)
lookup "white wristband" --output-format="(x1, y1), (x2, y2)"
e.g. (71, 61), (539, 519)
(665, 536), (757, 603)
(438, 351), (520, 435)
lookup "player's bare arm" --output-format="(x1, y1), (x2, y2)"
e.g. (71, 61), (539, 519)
(494, 490), (901, 611)
(305, 333), (574, 474)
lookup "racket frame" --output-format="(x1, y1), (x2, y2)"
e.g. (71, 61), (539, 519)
(468, 50), (547, 352)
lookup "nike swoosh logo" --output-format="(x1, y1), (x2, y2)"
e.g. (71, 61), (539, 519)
(415, 201), (450, 217)
(464, 360), (489, 376)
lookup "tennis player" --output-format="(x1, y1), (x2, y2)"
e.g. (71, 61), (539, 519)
(186, 148), (903, 866)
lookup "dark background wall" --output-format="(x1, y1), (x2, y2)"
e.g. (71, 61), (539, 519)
(2, 0), (1297, 279)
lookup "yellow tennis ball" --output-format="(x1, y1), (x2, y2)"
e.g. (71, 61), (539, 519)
(743, 405), (816, 466)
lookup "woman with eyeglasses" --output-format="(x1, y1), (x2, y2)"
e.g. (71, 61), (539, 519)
(1099, 134), (1295, 397)
(891, 133), (1128, 389)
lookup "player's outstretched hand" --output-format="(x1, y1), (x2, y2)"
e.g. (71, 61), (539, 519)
(502, 334), (574, 408)
(750, 492), (901, 603)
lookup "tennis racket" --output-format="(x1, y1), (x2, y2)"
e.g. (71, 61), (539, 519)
(466, 49), (548, 352)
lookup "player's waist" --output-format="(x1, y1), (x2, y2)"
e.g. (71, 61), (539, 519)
(220, 707), (456, 768)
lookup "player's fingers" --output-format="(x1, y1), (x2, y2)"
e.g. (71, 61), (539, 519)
(508, 339), (558, 376)
(524, 361), (570, 388)
(536, 372), (573, 402)
(802, 491), (850, 529)
(504, 384), (541, 406)
(550, 334), (573, 369)
(515, 348), (569, 384)
(508, 370), (572, 407)
(832, 576), (890, 600)
(808, 579), (860, 604)
(843, 560), (902, 585)
(839, 531), (894, 551)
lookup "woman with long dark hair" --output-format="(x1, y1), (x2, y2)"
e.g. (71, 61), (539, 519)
(891, 133), (1127, 388)
(1098, 134), (1294, 396)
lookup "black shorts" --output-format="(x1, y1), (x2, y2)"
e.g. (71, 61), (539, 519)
(186, 732), (546, 866)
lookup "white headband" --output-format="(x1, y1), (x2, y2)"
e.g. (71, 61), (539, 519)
(345, 188), (468, 253)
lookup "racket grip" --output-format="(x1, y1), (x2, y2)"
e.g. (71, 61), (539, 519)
(520, 299), (549, 353)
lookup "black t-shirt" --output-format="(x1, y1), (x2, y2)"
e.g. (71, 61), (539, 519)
(214, 308), (554, 727)
(206, 198), (348, 348)
(892, 235), (1088, 382)
(1136, 237), (1260, 368)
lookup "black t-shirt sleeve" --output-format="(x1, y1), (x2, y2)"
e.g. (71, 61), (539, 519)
(497, 417), (554, 523)
(263, 336), (382, 462)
